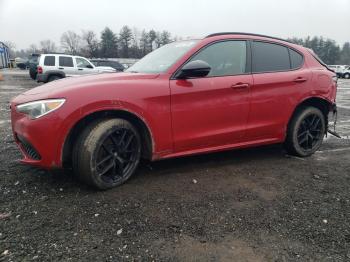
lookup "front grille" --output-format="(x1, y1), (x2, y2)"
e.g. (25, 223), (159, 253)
(17, 135), (41, 160)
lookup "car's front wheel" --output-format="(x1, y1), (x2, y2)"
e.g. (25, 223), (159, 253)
(284, 107), (326, 157)
(73, 119), (141, 190)
(343, 73), (350, 79)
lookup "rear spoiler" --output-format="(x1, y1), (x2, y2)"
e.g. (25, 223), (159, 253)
(306, 48), (334, 73)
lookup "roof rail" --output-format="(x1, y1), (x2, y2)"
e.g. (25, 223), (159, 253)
(205, 32), (292, 43)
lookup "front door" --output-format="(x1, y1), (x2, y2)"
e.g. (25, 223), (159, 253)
(170, 40), (252, 152)
(75, 57), (95, 75)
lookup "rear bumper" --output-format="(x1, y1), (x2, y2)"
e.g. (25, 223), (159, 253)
(36, 73), (48, 83)
(327, 102), (341, 138)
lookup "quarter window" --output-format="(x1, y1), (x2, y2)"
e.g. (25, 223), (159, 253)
(252, 42), (290, 73)
(44, 56), (55, 66)
(188, 41), (247, 77)
(59, 56), (74, 67)
(290, 49), (303, 69)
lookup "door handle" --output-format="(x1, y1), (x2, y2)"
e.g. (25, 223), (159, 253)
(78, 68), (83, 70)
(58, 67), (64, 70)
(293, 77), (307, 83)
(231, 83), (250, 89)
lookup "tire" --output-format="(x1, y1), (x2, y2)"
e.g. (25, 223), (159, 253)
(48, 75), (61, 82)
(284, 107), (326, 157)
(73, 119), (141, 190)
(29, 71), (37, 80)
(344, 73), (350, 79)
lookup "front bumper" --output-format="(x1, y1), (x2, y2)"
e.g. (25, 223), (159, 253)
(11, 104), (63, 168)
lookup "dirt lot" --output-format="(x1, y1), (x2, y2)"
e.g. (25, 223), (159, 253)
(0, 69), (350, 261)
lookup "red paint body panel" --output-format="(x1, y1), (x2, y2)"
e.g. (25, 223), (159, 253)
(170, 75), (253, 151)
(11, 34), (337, 168)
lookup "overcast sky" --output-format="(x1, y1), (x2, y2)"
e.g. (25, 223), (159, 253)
(0, 0), (349, 50)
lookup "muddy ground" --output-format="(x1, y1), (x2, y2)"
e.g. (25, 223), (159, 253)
(0, 69), (350, 261)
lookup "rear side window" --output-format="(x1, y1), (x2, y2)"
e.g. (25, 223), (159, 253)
(44, 56), (55, 66)
(189, 40), (247, 77)
(59, 56), (74, 67)
(252, 41), (290, 73)
(290, 49), (303, 69)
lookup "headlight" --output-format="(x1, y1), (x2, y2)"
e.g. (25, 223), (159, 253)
(16, 99), (65, 119)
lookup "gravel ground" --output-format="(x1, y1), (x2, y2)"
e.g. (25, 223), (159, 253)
(0, 69), (350, 261)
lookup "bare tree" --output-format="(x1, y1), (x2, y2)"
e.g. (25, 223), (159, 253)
(40, 40), (57, 53)
(4, 41), (16, 57)
(28, 44), (39, 54)
(81, 30), (99, 58)
(61, 31), (81, 55)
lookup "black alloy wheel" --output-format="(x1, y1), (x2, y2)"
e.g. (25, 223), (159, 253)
(95, 128), (139, 184)
(73, 119), (141, 189)
(285, 107), (325, 157)
(296, 114), (323, 152)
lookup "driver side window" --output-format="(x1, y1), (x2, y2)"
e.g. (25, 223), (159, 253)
(188, 41), (247, 77)
(76, 57), (92, 68)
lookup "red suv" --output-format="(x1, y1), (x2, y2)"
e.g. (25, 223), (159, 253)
(11, 33), (337, 189)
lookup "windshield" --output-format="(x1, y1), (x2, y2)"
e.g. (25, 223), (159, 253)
(126, 40), (198, 73)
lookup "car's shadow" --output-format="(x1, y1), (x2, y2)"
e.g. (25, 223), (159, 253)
(21, 143), (288, 191)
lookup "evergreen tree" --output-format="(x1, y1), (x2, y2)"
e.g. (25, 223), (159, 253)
(139, 30), (150, 56)
(160, 31), (172, 45)
(337, 42), (350, 64)
(119, 26), (133, 58)
(148, 30), (157, 51)
(100, 27), (118, 58)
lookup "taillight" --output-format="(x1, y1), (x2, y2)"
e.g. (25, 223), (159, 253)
(37, 66), (43, 74)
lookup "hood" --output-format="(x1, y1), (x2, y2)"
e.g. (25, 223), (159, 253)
(23, 72), (159, 95)
(12, 72), (160, 105)
(95, 66), (117, 72)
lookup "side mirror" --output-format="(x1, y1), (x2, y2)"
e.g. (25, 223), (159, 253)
(176, 60), (211, 79)
(86, 64), (94, 69)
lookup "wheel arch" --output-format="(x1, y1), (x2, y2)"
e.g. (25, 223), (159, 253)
(46, 70), (65, 81)
(61, 109), (154, 168)
(287, 96), (333, 132)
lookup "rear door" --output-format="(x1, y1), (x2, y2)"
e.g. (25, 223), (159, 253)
(247, 41), (308, 140)
(58, 56), (76, 76)
(170, 40), (253, 151)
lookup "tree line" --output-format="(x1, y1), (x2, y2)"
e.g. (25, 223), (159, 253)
(9, 26), (174, 59)
(288, 36), (350, 65)
(7, 30), (350, 65)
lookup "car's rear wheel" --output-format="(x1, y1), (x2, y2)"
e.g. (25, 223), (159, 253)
(73, 119), (141, 190)
(284, 107), (326, 157)
(48, 75), (61, 82)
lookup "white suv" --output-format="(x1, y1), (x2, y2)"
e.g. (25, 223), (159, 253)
(328, 65), (346, 78)
(342, 66), (350, 79)
(36, 54), (116, 83)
